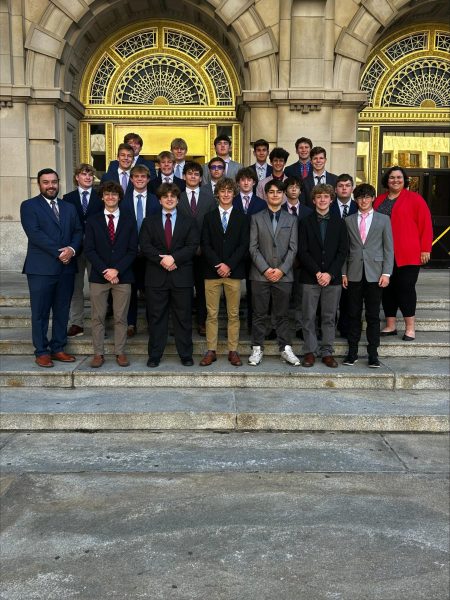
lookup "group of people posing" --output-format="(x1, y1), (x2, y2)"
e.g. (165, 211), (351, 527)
(20, 132), (433, 370)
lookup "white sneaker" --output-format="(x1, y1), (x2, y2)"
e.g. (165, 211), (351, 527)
(281, 345), (301, 366)
(248, 346), (263, 366)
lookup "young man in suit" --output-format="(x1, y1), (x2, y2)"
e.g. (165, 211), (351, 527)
(84, 181), (138, 368)
(178, 161), (217, 336)
(149, 151), (186, 194)
(20, 168), (83, 367)
(200, 177), (250, 367)
(249, 139), (272, 183)
(104, 133), (156, 180)
(100, 143), (135, 196)
(139, 182), (199, 367)
(248, 179), (300, 366)
(64, 163), (103, 337)
(342, 183), (393, 368)
(302, 147), (338, 207)
(256, 147), (290, 201)
(204, 156), (226, 195)
(171, 138), (188, 179)
(202, 134), (243, 184)
(285, 137), (313, 180)
(121, 164), (160, 336)
(298, 183), (348, 368)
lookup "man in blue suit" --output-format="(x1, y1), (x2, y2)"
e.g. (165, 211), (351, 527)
(100, 143), (135, 195)
(149, 151), (186, 194)
(284, 137), (313, 180)
(20, 168), (83, 367)
(249, 139), (272, 184)
(105, 132), (156, 180)
(302, 146), (338, 207)
(63, 163), (103, 337)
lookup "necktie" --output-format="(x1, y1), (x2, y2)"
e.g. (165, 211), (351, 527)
(224, 162), (228, 175)
(257, 166), (264, 181)
(107, 214), (115, 243)
(222, 210), (228, 232)
(315, 175), (324, 185)
(243, 195), (250, 213)
(271, 212), (278, 234)
(359, 212), (368, 243)
(136, 194), (143, 233)
(81, 191), (89, 215)
(291, 205), (297, 217)
(190, 190), (197, 215)
(121, 172), (128, 193)
(301, 163), (308, 178)
(50, 199), (59, 221)
(175, 164), (182, 178)
(164, 177), (170, 183)
(164, 213), (172, 249)
(342, 204), (349, 219)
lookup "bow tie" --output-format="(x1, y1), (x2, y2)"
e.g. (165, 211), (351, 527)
(316, 213), (330, 222)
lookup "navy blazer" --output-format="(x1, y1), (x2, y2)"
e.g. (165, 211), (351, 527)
(282, 203), (313, 221)
(330, 199), (358, 219)
(149, 174), (186, 195)
(233, 193), (266, 216)
(249, 163), (273, 178)
(201, 208), (250, 280)
(303, 171), (338, 208)
(121, 188), (161, 227)
(62, 188), (103, 233)
(298, 211), (348, 285)
(139, 210), (199, 288)
(20, 195), (83, 276)
(284, 161), (312, 179)
(84, 212), (138, 284)
(106, 156), (157, 180)
(100, 168), (134, 195)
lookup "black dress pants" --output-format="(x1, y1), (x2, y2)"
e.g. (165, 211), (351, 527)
(347, 273), (383, 357)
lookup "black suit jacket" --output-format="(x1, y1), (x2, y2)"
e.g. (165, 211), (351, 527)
(330, 199), (358, 219)
(201, 208), (250, 280)
(100, 168), (134, 195)
(106, 156), (157, 180)
(139, 210), (199, 288)
(303, 171), (338, 208)
(149, 174), (186, 195)
(249, 163), (273, 178)
(298, 212), (348, 285)
(63, 188), (103, 233)
(84, 212), (138, 284)
(284, 161), (311, 179)
(233, 193), (266, 217)
(282, 203), (313, 221)
(121, 188), (160, 226)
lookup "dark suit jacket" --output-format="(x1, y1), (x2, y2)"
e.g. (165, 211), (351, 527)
(298, 211), (348, 285)
(63, 188), (103, 233)
(149, 174), (186, 195)
(282, 203), (313, 221)
(249, 163), (273, 179)
(201, 208), (250, 280)
(179, 188), (217, 232)
(233, 193), (266, 216)
(84, 212), (138, 284)
(20, 195), (83, 275)
(303, 171), (338, 208)
(121, 188), (160, 226)
(100, 168), (134, 195)
(284, 161), (311, 179)
(139, 210), (199, 288)
(106, 156), (157, 180)
(330, 199), (358, 219)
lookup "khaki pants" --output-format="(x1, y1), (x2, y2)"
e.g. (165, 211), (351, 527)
(205, 278), (241, 351)
(69, 251), (91, 327)
(90, 282), (131, 355)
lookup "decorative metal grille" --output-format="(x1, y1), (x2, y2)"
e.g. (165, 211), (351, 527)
(382, 59), (450, 107)
(164, 29), (207, 60)
(361, 58), (387, 105)
(114, 31), (156, 58)
(115, 56), (208, 104)
(205, 57), (233, 106)
(385, 33), (427, 61)
(436, 32), (450, 53)
(90, 56), (116, 103)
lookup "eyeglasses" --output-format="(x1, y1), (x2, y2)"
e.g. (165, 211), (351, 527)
(210, 165), (225, 170)
(355, 195), (374, 201)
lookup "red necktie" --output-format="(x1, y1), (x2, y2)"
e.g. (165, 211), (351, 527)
(164, 213), (172, 249)
(107, 214), (115, 243)
(301, 163), (308, 178)
(190, 191), (197, 215)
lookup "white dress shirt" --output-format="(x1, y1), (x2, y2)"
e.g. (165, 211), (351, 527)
(104, 207), (120, 231)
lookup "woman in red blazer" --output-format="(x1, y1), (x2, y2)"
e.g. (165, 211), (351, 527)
(374, 166), (433, 341)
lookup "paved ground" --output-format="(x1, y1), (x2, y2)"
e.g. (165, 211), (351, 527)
(0, 431), (448, 600)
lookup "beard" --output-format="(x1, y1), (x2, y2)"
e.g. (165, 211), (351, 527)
(41, 188), (58, 200)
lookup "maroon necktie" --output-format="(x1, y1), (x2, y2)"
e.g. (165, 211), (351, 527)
(164, 213), (172, 249)
(301, 163), (308, 178)
(107, 214), (115, 243)
(190, 190), (197, 215)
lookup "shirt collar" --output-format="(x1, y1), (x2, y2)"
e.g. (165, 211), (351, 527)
(78, 187), (92, 195)
(104, 208), (120, 218)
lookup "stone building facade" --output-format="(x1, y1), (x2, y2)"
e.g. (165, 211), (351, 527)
(1, 0), (449, 269)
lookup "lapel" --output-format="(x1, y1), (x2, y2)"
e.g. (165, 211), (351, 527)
(274, 210), (288, 239)
(348, 213), (362, 245)
(41, 196), (61, 228)
(310, 213), (323, 247)
(262, 209), (277, 239)
(171, 211), (184, 247)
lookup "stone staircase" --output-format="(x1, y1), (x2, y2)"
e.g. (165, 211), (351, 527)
(0, 270), (449, 432)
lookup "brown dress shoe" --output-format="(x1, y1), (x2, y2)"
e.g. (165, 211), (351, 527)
(228, 351), (242, 366)
(35, 354), (54, 368)
(199, 350), (217, 366)
(67, 324), (84, 337)
(91, 354), (104, 368)
(127, 325), (136, 338)
(197, 324), (206, 337)
(51, 351), (76, 362)
(301, 352), (315, 367)
(322, 355), (338, 368)
(116, 354), (130, 367)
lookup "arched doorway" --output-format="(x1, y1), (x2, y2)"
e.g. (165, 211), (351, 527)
(79, 20), (242, 173)
(357, 23), (450, 266)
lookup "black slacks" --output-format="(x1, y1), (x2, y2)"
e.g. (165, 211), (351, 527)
(382, 263), (420, 318)
(347, 272), (383, 357)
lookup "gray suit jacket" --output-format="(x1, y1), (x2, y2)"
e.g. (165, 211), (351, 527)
(249, 209), (298, 282)
(343, 212), (394, 282)
(202, 159), (243, 185)
(178, 187), (217, 232)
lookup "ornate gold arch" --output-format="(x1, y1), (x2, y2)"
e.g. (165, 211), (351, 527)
(80, 20), (241, 122)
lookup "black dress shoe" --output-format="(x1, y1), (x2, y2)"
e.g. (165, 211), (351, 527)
(181, 357), (194, 366)
(147, 358), (160, 368)
(380, 329), (398, 337)
(402, 334), (415, 341)
(368, 356), (381, 368)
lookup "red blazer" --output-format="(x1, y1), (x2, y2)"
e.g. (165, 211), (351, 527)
(373, 188), (433, 267)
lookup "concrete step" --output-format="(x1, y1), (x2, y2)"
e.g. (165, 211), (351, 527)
(1, 355), (448, 390)
(0, 328), (448, 358)
(0, 387), (447, 432)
